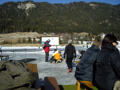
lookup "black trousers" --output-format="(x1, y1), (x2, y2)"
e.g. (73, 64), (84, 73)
(45, 52), (49, 62)
(66, 58), (73, 69)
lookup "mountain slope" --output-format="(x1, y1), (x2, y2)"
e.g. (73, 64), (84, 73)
(0, 1), (120, 38)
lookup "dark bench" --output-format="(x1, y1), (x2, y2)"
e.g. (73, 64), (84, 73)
(44, 77), (60, 90)
(27, 63), (41, 90)
(0, 55), (9, 57)
(0, 55), (9, 60)
(19, 58), (36, 63)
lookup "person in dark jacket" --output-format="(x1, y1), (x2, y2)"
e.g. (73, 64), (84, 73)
(63, 40), (76, 72)
(75, 39), (101, 89)
(94, 34), (120, 90)
(43, 39), (51, 62)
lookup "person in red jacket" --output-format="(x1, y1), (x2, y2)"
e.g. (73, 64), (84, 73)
(43, 39), (51, 62)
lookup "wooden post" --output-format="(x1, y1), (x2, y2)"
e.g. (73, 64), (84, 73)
(44, 77), (60, 90)
(56, 45), (57, 50)
(77, 81), (80, 90)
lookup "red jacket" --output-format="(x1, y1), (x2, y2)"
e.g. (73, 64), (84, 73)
(44, 46), (50, 52)
(44, 41), (51, 52)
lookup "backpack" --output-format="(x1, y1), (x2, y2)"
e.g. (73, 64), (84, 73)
(0, 60), (35, 90)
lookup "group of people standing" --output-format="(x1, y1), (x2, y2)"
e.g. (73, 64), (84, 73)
(43, 39), (76, 72)
(75, 34), (120, 90)
(43, 34), (120, 90)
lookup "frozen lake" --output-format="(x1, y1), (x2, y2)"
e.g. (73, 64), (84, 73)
(0, 44), (120, 85)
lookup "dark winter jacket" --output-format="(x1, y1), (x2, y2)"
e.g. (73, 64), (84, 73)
(95, 43), (120, 90)
(75, 45), (100, 82)
(63, 43), (76, 59)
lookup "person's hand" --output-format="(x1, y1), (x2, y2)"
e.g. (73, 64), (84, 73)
(74, 55), (76, 59)
(63, 56), (65, 59)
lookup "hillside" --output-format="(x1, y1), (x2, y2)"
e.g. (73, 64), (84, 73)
(0, 32), (41, 44)
(0, 1), (120, 38)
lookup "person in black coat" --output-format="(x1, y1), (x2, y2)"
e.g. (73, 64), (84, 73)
(94, 34), (120, 90)
(63, 40), (76, 72)
(75, 39), (101, 89)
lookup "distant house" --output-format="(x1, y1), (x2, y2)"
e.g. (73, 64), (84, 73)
(79, 32), (89, 36)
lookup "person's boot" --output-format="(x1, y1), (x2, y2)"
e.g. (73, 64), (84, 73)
(68, 68), (72, 72)
(68, 69), (70, 72)
(69, 68), (72, 72)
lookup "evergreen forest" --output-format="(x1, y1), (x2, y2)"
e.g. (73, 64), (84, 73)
(0, 1), (120, 39)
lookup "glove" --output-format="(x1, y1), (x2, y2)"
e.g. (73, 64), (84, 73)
(74, 55), (76, 59)
(63, 56), (65, 59)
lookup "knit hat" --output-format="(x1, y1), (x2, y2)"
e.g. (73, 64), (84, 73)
(68, 40), (72, 43)
(47, 39), (50, 42)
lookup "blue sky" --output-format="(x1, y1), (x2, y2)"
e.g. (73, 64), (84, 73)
(0, 0), (120, 5)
